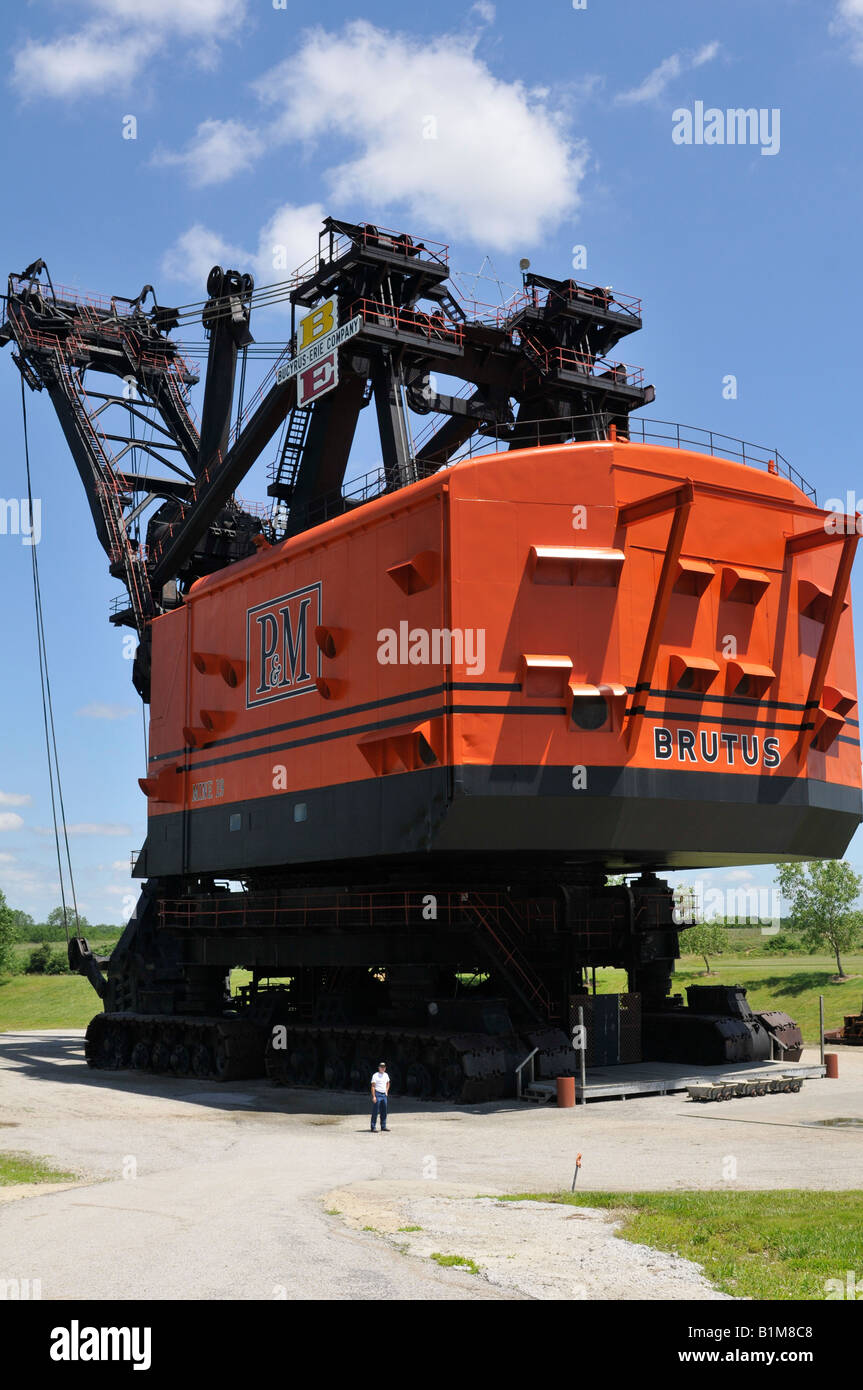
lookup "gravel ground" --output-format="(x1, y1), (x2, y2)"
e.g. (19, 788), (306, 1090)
(325, 1184), (730, 1299)
(0, 1031), (860, 1301)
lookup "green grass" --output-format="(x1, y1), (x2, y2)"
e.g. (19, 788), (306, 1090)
(398, 1225), (423, 1232)
(3, 952), (860, 1040)
(430, 1252), (481, 1274)
(498, 1191), (863, 1300)
(0, 1152), (77, 1186)
(592, 952), (863, 1040)
(0, 967), (285, 1031)
(230, 969), (292, 995)
(0, 973), (101, 1031)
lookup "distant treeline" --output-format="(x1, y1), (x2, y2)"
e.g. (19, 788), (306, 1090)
(9, 909), (123, 943)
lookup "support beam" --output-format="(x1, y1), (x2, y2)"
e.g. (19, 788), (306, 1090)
(196, 284), (243, 479)
(149, 376), (295, 590)
(795, 530), (858, 761)
(371, 349), (415, 489)
(621, 481), (695, 750)
(785, 519), (859, 555)
(286, 374), (367, 535)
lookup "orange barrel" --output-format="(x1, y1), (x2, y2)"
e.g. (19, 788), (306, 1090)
(825, 1053), (839, 1079)
(557, 1076), (576, 1107)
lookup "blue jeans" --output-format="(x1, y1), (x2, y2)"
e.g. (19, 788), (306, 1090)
(371, 1094), (388, 1130)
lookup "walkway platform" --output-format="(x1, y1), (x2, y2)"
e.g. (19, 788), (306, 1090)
(522, 1058), (826, 1104)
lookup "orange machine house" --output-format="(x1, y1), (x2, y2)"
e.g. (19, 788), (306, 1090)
(140, 438), (860, 879)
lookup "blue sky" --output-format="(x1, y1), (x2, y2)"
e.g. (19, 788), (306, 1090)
(1, 0), (862, 922)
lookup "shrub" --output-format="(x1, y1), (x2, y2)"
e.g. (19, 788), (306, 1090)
(761, 932), (803, 954)
(26, 943), (69, 975)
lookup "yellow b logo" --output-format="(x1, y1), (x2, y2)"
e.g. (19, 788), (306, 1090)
(299, 299), (335, 349)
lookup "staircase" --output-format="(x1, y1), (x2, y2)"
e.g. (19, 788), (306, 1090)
(465, 894), (555, 1021)
(268, 405), (314, 501)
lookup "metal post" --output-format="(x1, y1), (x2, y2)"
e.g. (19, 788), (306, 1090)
(578, 1005), (587, 1105)
(819, 995), (825, 1066)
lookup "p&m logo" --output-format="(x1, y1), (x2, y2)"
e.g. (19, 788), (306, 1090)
(246, 582), (322, 708)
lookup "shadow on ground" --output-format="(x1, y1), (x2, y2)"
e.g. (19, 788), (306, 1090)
(0, 1031), (518, 1118)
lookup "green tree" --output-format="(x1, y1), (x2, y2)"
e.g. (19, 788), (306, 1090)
(775, 860), (862, 978)
(46, 906), (89, 933)
(0, 888), (14, 974)
(9, 908), (34, 936)
(680, 921), (729, 974)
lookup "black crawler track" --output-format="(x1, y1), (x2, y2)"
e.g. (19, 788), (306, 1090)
(85, 1012), (526, 1100)
(264, 1024), (520, 1103)
(85, 1013), (266, 1083)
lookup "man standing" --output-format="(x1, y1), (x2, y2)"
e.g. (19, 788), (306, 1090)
(370, 1062), (390, 1132)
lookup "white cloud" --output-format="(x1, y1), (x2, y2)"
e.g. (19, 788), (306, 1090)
(0, 852), (16, 863)
(3, 876), (60, 901)
(67, 823), (133, 837)
(89, 0), (247, 37)
(112, 859), (131, 872)
(724, 869), (755, 882)
(35, 822), (132, 837)
(692, 41), (721, 67)
(255, 202), (328, 283)
(832, 0), (863, 61)
(2, 866), (42, 885)
(616, 40), (720, 105)
(0, 813), (24, 832)
(0, 791), (32, 806)
(153, 119), (266, 187)
(161, 224), (251, 287)
(161, 202), (326, 291)
(12, 26), (157, 99)
(248, 21), (584, 250)
(76, 703), (136, 720)
(11, 0), (247, 99)
(471, 1), (496, 21)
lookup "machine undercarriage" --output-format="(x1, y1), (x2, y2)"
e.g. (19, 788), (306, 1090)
(80, 869), (802, 1100)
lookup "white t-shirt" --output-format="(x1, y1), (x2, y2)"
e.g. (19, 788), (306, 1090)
(371, 1071), (390, 1094)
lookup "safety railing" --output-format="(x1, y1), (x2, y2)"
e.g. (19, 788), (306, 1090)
(395, 412), (817, 501)
(515, 1047), (539, 1100)
(8, 275), (118, 314)
(354, 222), (449, 268)
(536, 347), (645, 386)
(349, 298), (465, 347)
(503, 279), (642, 320)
